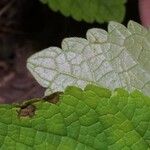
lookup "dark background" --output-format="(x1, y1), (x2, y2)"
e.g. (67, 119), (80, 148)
(0, 0), (140, 103)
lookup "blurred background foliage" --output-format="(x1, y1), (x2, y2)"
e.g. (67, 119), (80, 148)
(39, 0), (126, 23)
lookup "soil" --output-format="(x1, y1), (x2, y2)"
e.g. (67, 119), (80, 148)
(0, 0), (140, 103)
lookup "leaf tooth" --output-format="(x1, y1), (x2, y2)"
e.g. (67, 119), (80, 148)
(84, 84), (111, 98)
(128, 20), (148, 35)
(108, 21), (131, 40)
(62, 38), (88, 52)
(86, 28), (108, 43)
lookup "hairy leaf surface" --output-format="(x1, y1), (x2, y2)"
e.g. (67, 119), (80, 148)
(39, 0), (126, 23)
(0, 85), (150, 149)
(27, 21), (150, 96)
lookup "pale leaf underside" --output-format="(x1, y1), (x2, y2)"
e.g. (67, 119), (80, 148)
(27, 21), (150, 96)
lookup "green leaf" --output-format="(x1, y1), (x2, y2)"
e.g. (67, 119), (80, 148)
(0, 85), (150, 149)
(27, 21), (150, 96)
(39, 0), (126, 23)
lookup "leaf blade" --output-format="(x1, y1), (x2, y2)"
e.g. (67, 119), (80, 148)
(0, 86), (150, 149)
(27, 21), (150, 96)
(39, 0), (126, 23)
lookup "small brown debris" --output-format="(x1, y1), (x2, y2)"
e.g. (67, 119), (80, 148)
(18, 104), (36, 117)
(44, 92), (63, 104)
